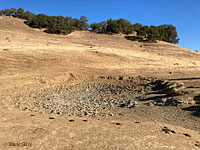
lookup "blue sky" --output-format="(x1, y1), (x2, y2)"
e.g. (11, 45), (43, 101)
(0, 0), (200, 51)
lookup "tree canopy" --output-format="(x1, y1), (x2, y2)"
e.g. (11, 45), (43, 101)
(0, 8), (179, 44)
(131, 23), (179, 43)
(90, 18), (134, 34)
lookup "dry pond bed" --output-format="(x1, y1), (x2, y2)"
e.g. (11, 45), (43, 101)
(15, 76), (200, 118)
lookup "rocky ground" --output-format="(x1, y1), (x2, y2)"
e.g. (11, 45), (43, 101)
(15, 75), (200, 117)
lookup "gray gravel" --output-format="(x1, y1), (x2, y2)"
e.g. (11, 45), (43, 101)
(16, 81), (146, 116)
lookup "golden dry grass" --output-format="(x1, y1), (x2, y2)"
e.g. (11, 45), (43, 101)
(0, 16), (200, 150)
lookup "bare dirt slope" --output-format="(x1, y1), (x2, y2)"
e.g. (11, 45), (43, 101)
(0, 16), (200, 150)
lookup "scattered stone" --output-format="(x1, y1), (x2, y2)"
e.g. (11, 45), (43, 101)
(192, 62), (196, 65)
(195, 141), (200, 147)
(187, 101), (196, 105)
(163, 82), (185, 96)
(39, 79), (46, 84)
(183, 133), (191, 137)
(107, 76), (113, 79)
(162, 127), (176, 134)
(164, 98), (182, 106)
(82, 120), (88, 122)
(114, 123), (121, 125)
(15, 77), (191, 116)
(99, 113), (106, 116)
(99, 76), (105, 79)
(118, 76), (123, 80)
(145, 102), (154, 106)
(69, 119), (75, 122)
(166, 88), (182, 96)
(118, 103), (126, 108)
(16, 80), (147, 116)
(49, 117), (55, 120)
(107, 113), (113, 116)
(30, 115), (35, 117)
(83, 112), (88, 116)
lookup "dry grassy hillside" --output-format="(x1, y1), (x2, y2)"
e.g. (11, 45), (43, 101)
(1, 16), (200, 77)
(0, 16), (200, 150)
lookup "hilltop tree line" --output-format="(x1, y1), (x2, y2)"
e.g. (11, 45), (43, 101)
(0, 8), (89, 34)
(91, 21), (179, 44)
(0, 8), (179, 44)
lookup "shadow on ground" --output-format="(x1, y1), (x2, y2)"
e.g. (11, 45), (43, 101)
(167, 77), (200, 81)
(182, 106), (200, 117)
(125, 36), (149, 42)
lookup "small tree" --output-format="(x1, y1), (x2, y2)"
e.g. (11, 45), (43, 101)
(132, 23), (143, 31)
(90, 22), (99, 31)
(148, 25), (160, 42)
(106, 18), (133, 34)
(166, 25), (179, 44)
(90, 21), (107, 33)
(64, 16), (73, 23)
(117, 18), (133, 34)
(46, 22), (72, 34)
(23, 11), (34, 20)
(15, 8), (24, 19)
(137, 25), (149, 37)
(97, 21), (107, 33)
(70, 18), (81, 30)
(45, 16), (73, 34)
(25, 14), (36, 26)
(0, 8), (16, 16)
(80, 16), (89, 30)
(156, 24), (179, 44)
(106, 19), (118, 33)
